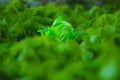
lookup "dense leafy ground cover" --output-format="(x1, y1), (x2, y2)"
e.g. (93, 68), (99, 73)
(0, 0), (120, 80)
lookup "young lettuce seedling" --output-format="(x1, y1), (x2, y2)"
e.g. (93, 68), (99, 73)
(38, 16), (75, 42)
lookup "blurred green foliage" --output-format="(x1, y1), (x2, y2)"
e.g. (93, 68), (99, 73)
(0, 0), (120, 80)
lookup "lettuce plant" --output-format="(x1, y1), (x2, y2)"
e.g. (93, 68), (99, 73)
(38, 16), (75, 42)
